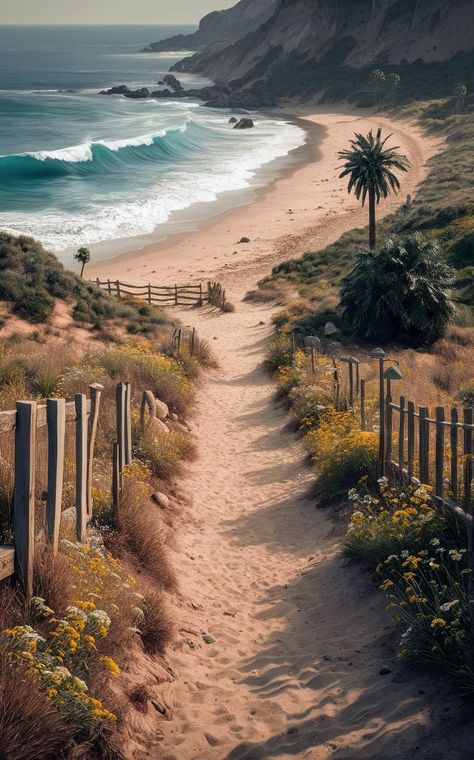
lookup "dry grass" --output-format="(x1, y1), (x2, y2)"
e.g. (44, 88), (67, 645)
(137, 427), (197, 481)
(139, 588), (175, 655)
(116, 478), (177, 592)
(0, 659), (74, 760)
(31, 542), (76, 617)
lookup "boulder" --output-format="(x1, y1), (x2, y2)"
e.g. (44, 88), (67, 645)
(239, 236), (250, 244)
(233, 118), (254, 130)
(60, 507), (77, 542)
(150, 417), (170, 435)
(155, 399), (169, 420)
(229, 116), (238, 124)
(100, 84), (131, 95)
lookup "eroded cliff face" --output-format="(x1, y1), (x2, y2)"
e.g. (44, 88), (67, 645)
(178, 0), (474, 81)
(143, 0), (276, 53)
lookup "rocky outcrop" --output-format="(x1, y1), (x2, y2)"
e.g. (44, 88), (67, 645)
(233, 118), (255, 129)
(142, 0), (276, 54)
(100, 85), (150, 99)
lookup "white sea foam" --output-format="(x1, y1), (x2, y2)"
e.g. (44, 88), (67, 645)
(1, 117), (305, 256)
(27, 143), (94, 162)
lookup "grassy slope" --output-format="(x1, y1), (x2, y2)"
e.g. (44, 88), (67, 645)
(0, 232), (173, 338)
(259, 98), (474, 334)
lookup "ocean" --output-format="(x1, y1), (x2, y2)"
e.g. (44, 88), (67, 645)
(0, 25), (305, 263)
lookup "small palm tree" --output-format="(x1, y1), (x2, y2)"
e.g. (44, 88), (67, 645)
(339, 233), (456, 345)
(339, 129), (410, 249)
(74, 247), (91, 278)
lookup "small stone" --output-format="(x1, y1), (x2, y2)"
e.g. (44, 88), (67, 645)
(379, 665), (392, 676)
(203, 634), (216, 645)
(151, 700), (167, 715)
(150, 417), (170, 435)
(170, 412), (179, 422)
(287, 727), (299, 735)
(191, 601), (203, 610)
(239, 236), (250, 243)
(152, 492), (170, 509)
(259, 321), (265, 325)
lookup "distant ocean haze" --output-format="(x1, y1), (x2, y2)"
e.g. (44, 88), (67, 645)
(0, 25), (305, 261)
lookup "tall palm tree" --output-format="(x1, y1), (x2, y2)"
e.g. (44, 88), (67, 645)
(339, 129), (410, 249)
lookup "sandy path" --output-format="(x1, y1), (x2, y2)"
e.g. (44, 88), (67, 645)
(94, 112), (472, 758)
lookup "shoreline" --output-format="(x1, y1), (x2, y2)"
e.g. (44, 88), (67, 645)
(86, 113), (318, 264)
(90, 108), (441, 298)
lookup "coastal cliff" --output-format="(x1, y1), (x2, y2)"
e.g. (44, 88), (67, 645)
(171, 0), (474, 80)
(142, 0), (276, 53)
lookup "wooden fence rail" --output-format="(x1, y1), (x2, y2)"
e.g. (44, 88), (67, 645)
(93, 278), (227, 309)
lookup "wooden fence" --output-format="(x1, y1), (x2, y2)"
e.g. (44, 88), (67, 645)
(292, 331), (474, 523)
(0, 381), (139, 602)
(93, 279), (227, 309)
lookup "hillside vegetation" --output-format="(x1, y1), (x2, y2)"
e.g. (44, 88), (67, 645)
(0, 232), (172, 338)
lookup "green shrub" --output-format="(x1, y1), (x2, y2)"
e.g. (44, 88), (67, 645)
(315, 431), (378, 501)
(266, 334), (293, 374)
(136, 428), (196, 481)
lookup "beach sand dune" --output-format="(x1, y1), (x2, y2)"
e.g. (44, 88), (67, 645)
(94, 112), (474, 758)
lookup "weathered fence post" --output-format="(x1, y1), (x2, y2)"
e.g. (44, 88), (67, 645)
(311, 348), (316, 374)
(87, 384), (103, 518)
(348, 361), (354, 409)
(112, 442), (120, 516)
(419, 406), (430, 484)
(190, 327), (196, 356)
(46, 398), (66, 554)
(385, 381), (393, 466)
(199, 283), (203, 304)
(147, 283), (152, 305)
(107, 279), (112, 295)
(75, 394), (88, 543)
(115, 383), (126, 474)
(177, 329), (182, 358)
(451, 408), (459, 499)
(174, 284), (178, 306)
(13, 401), (37, 603)
(407, 401), (415, 478)
(116, 280), (121, 299)
(463, 407), (473, 508)
(124, 382), (132, 467)
(398, 396), (406, 472)
(360, 379), (366, 431)
(435, 407), (445, 498)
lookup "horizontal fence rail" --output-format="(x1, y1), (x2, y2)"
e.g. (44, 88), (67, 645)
(93, 279), (227, 309)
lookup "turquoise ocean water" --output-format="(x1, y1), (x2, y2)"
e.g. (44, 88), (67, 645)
(0, 26), (305, 261)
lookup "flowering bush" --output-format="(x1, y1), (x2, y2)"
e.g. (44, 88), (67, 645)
(344, 481), (447, 565)
(305, 407), (359, 464)
(0, 600), (117, 729)
(377, 544), (474, 694)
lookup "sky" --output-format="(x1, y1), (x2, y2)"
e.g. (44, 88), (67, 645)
(0, 0), (237, 25)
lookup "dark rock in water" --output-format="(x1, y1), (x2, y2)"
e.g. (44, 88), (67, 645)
(151, 88), (173, 98)
(100, 84), (150, 99)
(126, 87), (150, 99)
(229, 116), (238, 124)
(233, 118), (254, 130)
(100, 84), (131, 95)
(163, 73), (184, 92)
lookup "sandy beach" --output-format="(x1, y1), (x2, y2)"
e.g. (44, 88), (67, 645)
(92, 112), (474, 759)
(90, 109), (439, 298)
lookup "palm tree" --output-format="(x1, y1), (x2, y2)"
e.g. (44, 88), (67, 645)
(74, 246), (91, 278)
(339, 128), (410, 249)
(339, 233), (455, 345)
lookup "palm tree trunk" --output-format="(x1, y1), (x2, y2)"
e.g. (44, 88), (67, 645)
(369, 187), (376, 249)
(80, 262), (85, 278)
